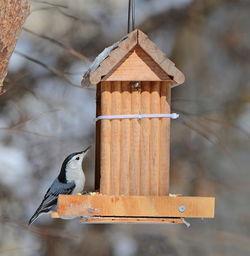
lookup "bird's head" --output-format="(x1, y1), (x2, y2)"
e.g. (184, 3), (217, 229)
(58, 145), (91, 182)
(66, 145), (91, 170)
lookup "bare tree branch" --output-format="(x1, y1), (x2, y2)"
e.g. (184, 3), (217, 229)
(178, 112), (240, 169)
(14, 50), (82, 88)
(32, 1), (67, 9)
(23, 28), (90, 62)
(0, 108), (60, 137)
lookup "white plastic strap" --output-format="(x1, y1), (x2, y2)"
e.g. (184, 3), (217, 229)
(96, 113), (179, 122)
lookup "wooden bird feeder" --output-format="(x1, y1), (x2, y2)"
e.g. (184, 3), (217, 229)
(52, 29), (215, 224)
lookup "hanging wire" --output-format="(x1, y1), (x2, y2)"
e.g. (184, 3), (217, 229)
(132, 0), (135, 30)
(127, 0), (135, 33)
(128, 0), (131, 33)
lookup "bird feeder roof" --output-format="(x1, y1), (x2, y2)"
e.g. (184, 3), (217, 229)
(81, 29), (185, 87)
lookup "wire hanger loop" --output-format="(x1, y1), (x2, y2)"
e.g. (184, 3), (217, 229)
(128, 0), (136, 33)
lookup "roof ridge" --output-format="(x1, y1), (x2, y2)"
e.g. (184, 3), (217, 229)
(81, 29), (185, 87)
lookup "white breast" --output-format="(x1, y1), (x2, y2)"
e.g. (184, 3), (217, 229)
(66, 167), (85, 194)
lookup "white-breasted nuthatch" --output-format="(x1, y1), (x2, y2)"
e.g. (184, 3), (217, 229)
(28, 145), (91, 225)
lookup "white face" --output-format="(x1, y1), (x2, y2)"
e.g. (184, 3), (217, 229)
(67, 151), (88, 170)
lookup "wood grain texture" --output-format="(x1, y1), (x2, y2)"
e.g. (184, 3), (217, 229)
(137, 31), (166, 65)
(120, 82), (131, 195)
(110, 82), (121, 195)
(150, 82), (161, 195)
(105, 46), (170, 81)
(80, 216), (183, 224)
(138, 30), (185, 85)
(100, 82), (112, 194)
(95, 84), (101, 190)
(130, 87), (141, 195)
(57, 194), (215, 218)
(0, 0), (30, 94)
(84, 29), (185, 86)
(159, 82), (171, 195)
(140, 82), (151, 195)
(119, 30), (137, 51)
(89, 30), (137, 85)
(160, 59), (185, 85)
(97, 81), (172, 196)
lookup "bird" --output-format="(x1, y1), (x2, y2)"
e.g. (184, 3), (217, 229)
(28, 145), (91, 225)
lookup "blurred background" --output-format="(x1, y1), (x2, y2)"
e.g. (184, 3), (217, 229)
(1, 0), (250, 255)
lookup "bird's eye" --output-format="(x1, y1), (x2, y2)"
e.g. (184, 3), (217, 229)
(76, 157), (80, 160)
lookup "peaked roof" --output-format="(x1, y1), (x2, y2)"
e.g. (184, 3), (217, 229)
(81, 29), (185, 87)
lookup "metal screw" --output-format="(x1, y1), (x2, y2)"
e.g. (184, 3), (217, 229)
(179, 205), (185, 213)
(130, 81), (141, 91)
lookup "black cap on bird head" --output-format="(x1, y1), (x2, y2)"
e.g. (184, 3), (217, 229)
(58, 145), (91, 183)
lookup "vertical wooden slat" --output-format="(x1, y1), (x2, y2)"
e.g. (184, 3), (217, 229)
(130, 86), (141, 195)
(150, 81), (161, 195)
(99, 81), (171, 197)
(110, 82), (121, 195)
(120, 82), (131, 195)
(100, 82), (112, 194)
(95, 84), (101, 190)
(140, 82), (151, 195)
(159, 82), (171, 195)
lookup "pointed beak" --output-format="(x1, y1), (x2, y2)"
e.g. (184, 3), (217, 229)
(82, 145), (91, 153)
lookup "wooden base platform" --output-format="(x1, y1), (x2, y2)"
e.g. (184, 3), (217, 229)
(80, 217), (184, 224)
(51, 212), (184, 224)
(51, 194), (215, 223)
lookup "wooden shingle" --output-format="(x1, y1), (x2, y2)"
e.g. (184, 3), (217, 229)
(82, 29), (185, 87)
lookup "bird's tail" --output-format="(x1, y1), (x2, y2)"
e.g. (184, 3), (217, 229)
(28, 209), (41, 225)
(28, 202), (46, 225)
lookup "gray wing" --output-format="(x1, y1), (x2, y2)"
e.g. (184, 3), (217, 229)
(28, 179), (75, 225)
(42, 179), (75, 209)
